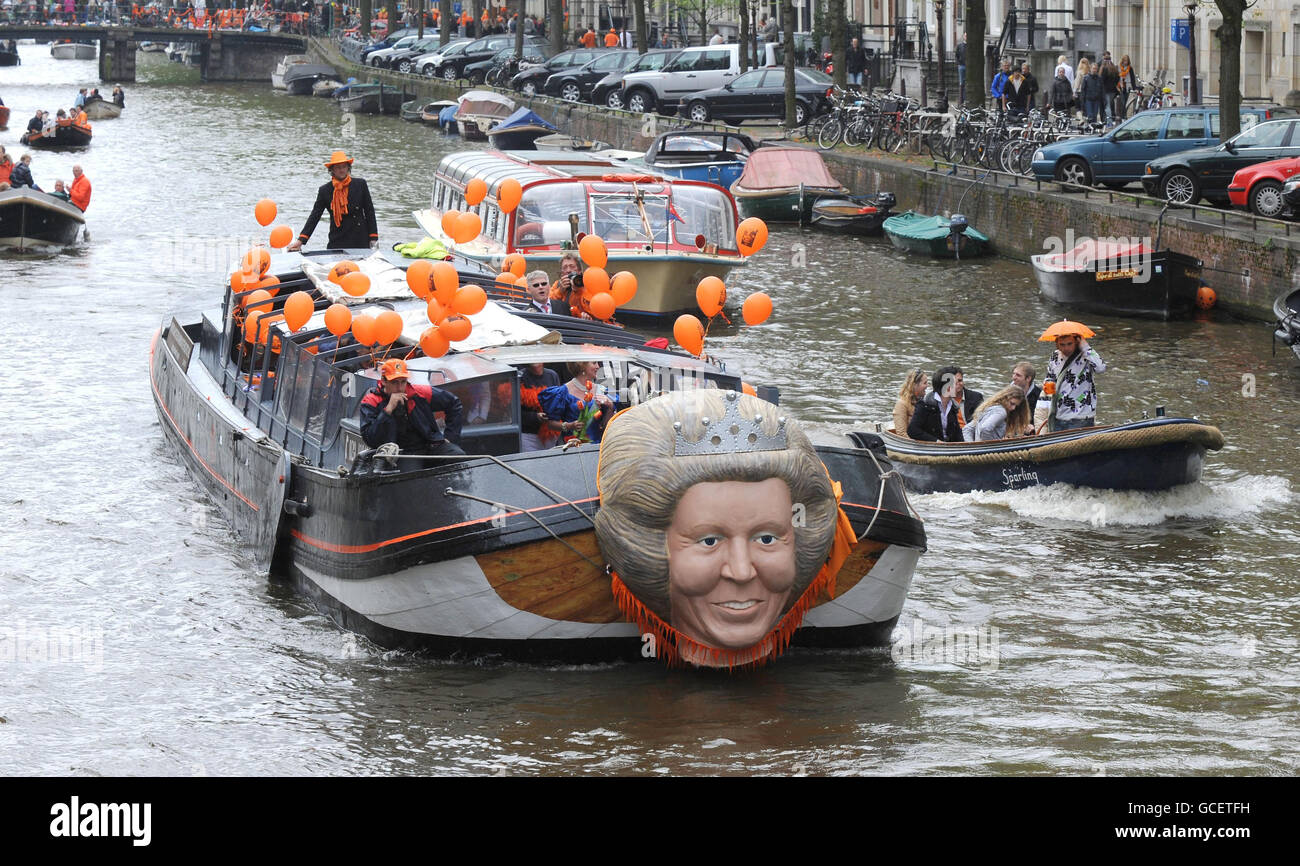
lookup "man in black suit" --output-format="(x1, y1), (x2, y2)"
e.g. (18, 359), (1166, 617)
(908, 365), (984, 442)
(288, 150), (378, 251)
(525, 270), (569, 316)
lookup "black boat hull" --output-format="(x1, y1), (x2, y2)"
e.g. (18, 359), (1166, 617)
(1032, 250), (1203, 320)
(20, 125), (93, 149)
(1274, 288), (1300, 361)
(0, 189), (85, 250)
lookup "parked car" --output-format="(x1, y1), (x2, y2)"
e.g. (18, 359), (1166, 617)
(545, 50), (638, 102)
(367, 34), (422, 67)
(359, 27), (417, 63)
(682, 66), (833, 125)
(621, 44), (747, 115)
(591, 49), (678, 109)
(415, 38), (472, 77)
(1227, 156), (1300, 217)
(1141, 118), (1300, 205)
(433, 34), (548, 81)
(377, 37), (443, 73)
(1281, 175), (1300, 214)
(465, 45), (549, 86)
(1030, 106), (1293, 189)
(510, 49), (602, 97)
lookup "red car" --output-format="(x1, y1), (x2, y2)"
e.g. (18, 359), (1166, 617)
(1227, 156), (1300, 217)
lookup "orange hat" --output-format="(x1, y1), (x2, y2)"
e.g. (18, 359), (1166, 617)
(324, 150), (354, 168)
(381, 358), (411, 381)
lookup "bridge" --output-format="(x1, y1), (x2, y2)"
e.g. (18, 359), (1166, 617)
(0, 25), (307, 82)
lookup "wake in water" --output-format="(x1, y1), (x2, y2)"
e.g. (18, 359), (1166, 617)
(916, 474), (1292, 527)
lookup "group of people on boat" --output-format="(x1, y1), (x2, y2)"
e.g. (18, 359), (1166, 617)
(893, 329), (1106, 442)
(75, 86), (126, 109)
(22, 105), (93, 139)
(0, 145), (91, 210)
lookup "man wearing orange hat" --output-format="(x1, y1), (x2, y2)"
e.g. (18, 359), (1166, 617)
(359, 358), (465, 459)
(287, 150), (378, 252)
(1043, 332), (1106, 431)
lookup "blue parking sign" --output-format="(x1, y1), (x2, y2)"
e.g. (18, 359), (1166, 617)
(1171, 18), (1191, 48)
(454, 2), (462, 13)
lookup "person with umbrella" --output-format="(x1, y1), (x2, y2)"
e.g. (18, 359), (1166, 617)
(287, 150), (378, 252)
(1040, 320), (1106, 432)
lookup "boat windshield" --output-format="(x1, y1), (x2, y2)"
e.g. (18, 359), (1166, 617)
(590, 183), (669, 245)
(514, 183), (590, 246)
(669, 185), (737, 250)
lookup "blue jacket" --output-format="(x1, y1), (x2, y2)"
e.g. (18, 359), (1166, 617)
(991, 71), (1010, 100)
(10, 162), (38, 190)
(359, 383), (463, 449)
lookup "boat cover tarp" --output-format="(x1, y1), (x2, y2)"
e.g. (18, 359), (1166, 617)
(882, 211), (990, 242)
(438, 104), (459, 127)
(489, 107), (558, 134)
(1037, 239), (1155, 272)
(283, 63), (337, 83)
(455, 90), (516, 119)
(732, 147), (842, 191)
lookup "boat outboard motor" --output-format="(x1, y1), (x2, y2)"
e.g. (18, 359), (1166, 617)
(874, 191), (896, 212)
(948, 213), (969, 261)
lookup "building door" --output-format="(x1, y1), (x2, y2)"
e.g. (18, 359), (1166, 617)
(1244, 30), (1263, 98)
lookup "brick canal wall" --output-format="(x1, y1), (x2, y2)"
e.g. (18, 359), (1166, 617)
(309, 38), (1299, 320)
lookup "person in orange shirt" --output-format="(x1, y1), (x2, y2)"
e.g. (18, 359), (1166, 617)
(580, 27), (595, 47)
(604, 28), (618, 47)
(69, 165), (91, 212)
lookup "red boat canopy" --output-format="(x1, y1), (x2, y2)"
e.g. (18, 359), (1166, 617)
(733, 147), (843, 191)
(1039, 239), (1155, 271)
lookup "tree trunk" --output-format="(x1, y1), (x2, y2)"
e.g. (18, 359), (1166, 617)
(513, 0), (524, 56)
(965, 0), (985, 109)
(829, 0), (845, 86)
(417, 0), (424, 39)
(548, 0), (564, 54)
(783, 0), (796, 127)
(700, 3), (709, 45)
(739, 0), (749, 70)
(1215, 0), (1244, 140)
(634, 0), (647, 53)
(361, 0), (372, 37)
(440, 0), (451, 45)
(386, 0), (397, 37)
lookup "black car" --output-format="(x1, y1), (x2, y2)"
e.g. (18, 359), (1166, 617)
(591, 49), (678, 109)
(510, 49), (602, 97)
(438, 34), (547, 82)
(1141, 117), (1300, 204)
(382, 37), (442, 74)
(682, 66), (833, 126)
(545, 50), (637, 102)
(464, 45), (550, 85)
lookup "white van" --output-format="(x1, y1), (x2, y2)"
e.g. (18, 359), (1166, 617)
(620, 44), (743, 114)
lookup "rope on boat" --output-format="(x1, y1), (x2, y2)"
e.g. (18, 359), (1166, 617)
(885, 422), (1225, 466)
(443, 488), (605, 573)
(860, 446), (923, 541)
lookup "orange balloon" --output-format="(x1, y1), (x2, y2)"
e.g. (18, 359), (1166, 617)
(498, 178), (522, 213)
(673, 314), (705, 357)
(269, 225), (293, 249)
(454, 211), (482, 244)
(439, 314), (473, 342)
(514, 274), (529, 289)
(610, 270), (638, 306)
(428, 296), (449, 323)
(255, 275), (281, 297)
(578, 234), (608, 269)
(324, 303), (352, 337)
(242, 288), (272, 310)
(588, 292), (616, 321)
(328, 260), (359, 284)
(231, 266), (259, 294)
(465, 177), (487, 207)
(406, 260), (434, 299)
(453, 284), (487, 316)
(742, 292), (773, 326)
(503, 253), (527, 277)
(494, 271), (516, 289)
(430, 261), (459, 305)
(243, 309), (264, 343)
(340, 271), (370, 297)
(351, 312), (377, 347)
(696, 276), (726, 318)
(244, 310), (281, 344)
(254, 198), (277, 227)
(440, 209), (461, 238)
(582, 266), (609, 296)
(420, 326), (450, 358)
(374, 310), (405, 345)
(243, 247), (271, 276)
(283, 290), (314, 332)
(737, 217), (769, 256)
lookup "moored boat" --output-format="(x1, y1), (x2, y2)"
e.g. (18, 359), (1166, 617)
(484, 107), (559, 150)
(533, 133), (610, 152)
(729, 145), (847, 223)
(421, 99), (457, 124)
(82, 99), (122, 120)
(312, 79), (345, 97)
(883, 211), (990, 258)
(51, 42), (96, 60)
(335, 82), (404, 114)
(20, 123), (93, 149)
(810, 192), (897, 235)
(0, 43), (19, 66)
(1274, 288), (1300, 361)
(0, 187), (86, 251)
(149, 251), (927, 665)
(271, 53), (311, 89)
(871, 418), (1224, 495)
(454, 90), (515, 140)
(1031, 239), (1204, 320)
(284, 63), (339, 96)
(411, 150), (749, 319)
(635, 130), (758, 189)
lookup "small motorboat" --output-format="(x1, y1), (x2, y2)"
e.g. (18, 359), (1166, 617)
(166, 42), (199, 66)
(82, 99), (122, 120)
(1031, 238), (1204, 320)
(0, 43), (19, 66)
(867, 417), (1224, 495)
(729, 146), (848, 223)
(51, 42), (96, 60)
(533, 133), (610, 152)
(637, 130), (758, 189)
(20, 123), (93, 149)
(399, 99), (424, 122)
(271, 53), (311, 90)
(454, 90), (516, 140)
(283, 63), (338, 96)
(336, 82), (404, 115)
(0, 187), (86, 251)
(311, 79), (345, 97)
(810, 192), (898, 235)
(138, 42), (167, 53)
(883, 211), (990, 258)
(484, 107), (559, 150)
(1274, 288), (1300, 361)
(420, 99), (457, 124)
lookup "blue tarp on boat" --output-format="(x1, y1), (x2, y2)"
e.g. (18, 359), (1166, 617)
(491, 107), (558, 134)
(438, 103), (459, 132)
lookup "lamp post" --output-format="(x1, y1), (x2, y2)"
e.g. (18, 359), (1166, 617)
(1185, 1), (1199, 105)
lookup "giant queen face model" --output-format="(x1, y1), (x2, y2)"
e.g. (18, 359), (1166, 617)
(595, 390), (841, 668)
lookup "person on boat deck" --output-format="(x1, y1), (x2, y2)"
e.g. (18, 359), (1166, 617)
(1011, 362), (1041, 422)
(27, 111), (45, 136)
(50, 179), (71, 201)
(69, 164), (90, 211)
(0, 147), (12, 190)
(891, 368), (928, 436)
(551, 252), (585, 317)
(112, 85), (125, 108)
(963, 385), (1030, 442)
(519, 362), (563, 452)
(907, 365), (984, 442)
(287, 150), (378, 251)
(1044, 333), (1106, 431)
(10, 154), (39, 191)
(525, 270), (569, 316)
(73, 88), (86, 109)
(359, 358), (466, 458)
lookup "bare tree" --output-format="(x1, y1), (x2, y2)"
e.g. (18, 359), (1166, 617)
(440, 0), (452, 46)
(1215, 0), (1249, 140)
(782, 0), (796, 127)
(548, 0), (565, 54)
(965, 0), (985, 109)
(829, 0), (845, 87)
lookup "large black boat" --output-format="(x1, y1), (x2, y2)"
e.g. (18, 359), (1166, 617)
(20, 123), (93, 149)
(0, 188), (85, 250)
(1031, 240), (1204, 320)
(151, 250), (927, 663)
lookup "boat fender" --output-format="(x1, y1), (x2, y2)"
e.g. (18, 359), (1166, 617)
(283, 499), (313, 517)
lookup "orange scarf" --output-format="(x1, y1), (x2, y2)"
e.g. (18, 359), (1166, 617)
(330, 176), (351, 227)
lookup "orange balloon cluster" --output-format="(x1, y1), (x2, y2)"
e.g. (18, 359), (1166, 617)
(254, 198), (277, 227)
(736, 217), (768, 257)
(450, 211), (482, 245)
(417, 272), (486, 357)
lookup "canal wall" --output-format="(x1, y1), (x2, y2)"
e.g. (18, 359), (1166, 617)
(309, 37), (1298, 320)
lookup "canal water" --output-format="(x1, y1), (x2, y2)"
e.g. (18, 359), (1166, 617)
(2, 47), (1298, 776)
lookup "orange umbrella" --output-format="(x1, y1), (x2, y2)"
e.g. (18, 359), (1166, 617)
(1038, 319), (1097, 341)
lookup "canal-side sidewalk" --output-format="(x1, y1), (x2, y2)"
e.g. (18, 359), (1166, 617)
(309, 37), (1298, 321)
